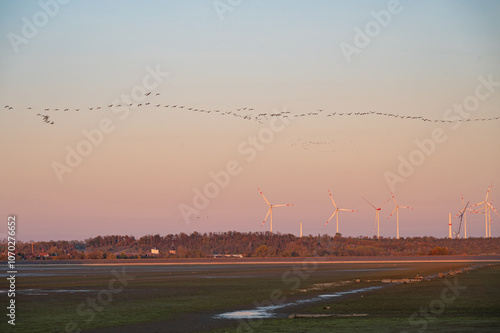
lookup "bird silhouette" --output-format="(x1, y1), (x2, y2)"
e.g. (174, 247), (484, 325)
(9, 100), (500, 126)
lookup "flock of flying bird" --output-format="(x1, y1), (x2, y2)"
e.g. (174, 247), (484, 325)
(4, 91), (498, 237)
(3, 91), (500, 125)
(36, 113), (54, 125)
(290, 138), (357, 153)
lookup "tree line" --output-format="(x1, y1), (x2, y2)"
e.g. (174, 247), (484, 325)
(1, 232), (499, 260)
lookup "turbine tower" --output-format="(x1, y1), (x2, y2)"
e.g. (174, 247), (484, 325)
(448, 213), (452, 239)
(387, 193), (413, 239)
(362, 196), (391, 239)
(325, 190), (357, 234)
(258, 188), (293, 234)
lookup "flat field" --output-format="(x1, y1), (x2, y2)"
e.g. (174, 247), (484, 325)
(1, 258), (499, 333)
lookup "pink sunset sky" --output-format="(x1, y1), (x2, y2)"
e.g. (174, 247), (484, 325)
(0, 0), (499, 241)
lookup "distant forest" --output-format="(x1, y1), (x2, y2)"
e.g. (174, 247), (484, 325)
(2, 232), (500, 260)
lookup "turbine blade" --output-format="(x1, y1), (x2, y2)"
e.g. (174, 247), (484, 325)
(328, 190), (337, 209)
(258, 188), (271, 206)
(362, 197), (377, 210)
(391, 192), (398, 206)
(261, 208), (271, 227)
(400, 206), (413, 209)
(339, 209), (357, 212)
(325, 211), (337, 226)
(487, 202), (500, 217)
(472, 201), (485, 207)
(388, 207), (397, 219)
(485, 185), (492, 201)
(455, 208), (466, 218)
(380, 197), (392, 209)
(272, 204), (293, 207)
(461, 194), (465, 206)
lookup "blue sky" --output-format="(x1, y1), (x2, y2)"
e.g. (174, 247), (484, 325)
(2, 0), (498, 106)
(1, 0), (499, 241)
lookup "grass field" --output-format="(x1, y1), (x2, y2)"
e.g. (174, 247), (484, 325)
(211, 264), (500, 333)
(1, 261), (498, 333)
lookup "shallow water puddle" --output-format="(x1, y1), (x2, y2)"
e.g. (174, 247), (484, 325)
(215, 285), (383, 319)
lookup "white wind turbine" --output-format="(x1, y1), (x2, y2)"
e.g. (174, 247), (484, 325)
(387, 193), (413, 239)
(258, 188), (293, 234)
(324, 190), (357, 234)
(455, 194), (473, 239)
(472, 185), (500, 238)
(487, 200), (500, 237)
(362, 196), (391, 239)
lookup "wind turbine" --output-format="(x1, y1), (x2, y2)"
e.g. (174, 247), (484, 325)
(258, 188), (293, 233)
(487, 201), (500, 237)
(472, 185), (500, 238)
(387, 193), (413, 239)
(324, 190), (357, 234)
(455, 194), (472, 239)
(362, 196), (391, 239)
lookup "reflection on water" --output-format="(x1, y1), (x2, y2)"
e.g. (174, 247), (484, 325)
(215, 285), (383, 319)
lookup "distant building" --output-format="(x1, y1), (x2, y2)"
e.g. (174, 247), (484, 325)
(213, 254), (243, 259)
(151, 248), (159, 255)
(169, 244), (176, 255)
(38, 252), (50, 259)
